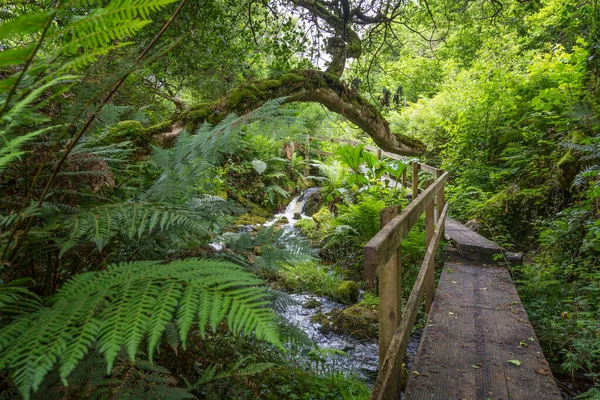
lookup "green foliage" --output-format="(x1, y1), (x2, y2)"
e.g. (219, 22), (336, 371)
(277, 261), (351, 303)
(59, 199), (237, 255)
(0, 259), (279, 398)
(334, 196), (386, 242)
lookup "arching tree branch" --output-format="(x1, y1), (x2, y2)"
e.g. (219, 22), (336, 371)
(154, 70), (425, 155)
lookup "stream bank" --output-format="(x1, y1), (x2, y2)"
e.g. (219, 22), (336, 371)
(261, 189), (422, 386)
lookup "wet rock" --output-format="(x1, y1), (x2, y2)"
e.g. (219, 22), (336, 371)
(312, 304), (379, 340)
(335, 280), (360, 304)
(275, 216), (290, 225)
(304, 298), (322, 309)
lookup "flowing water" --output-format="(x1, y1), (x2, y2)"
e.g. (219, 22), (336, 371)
(212, 188), (422, 384)
(264, 187), (321, 228)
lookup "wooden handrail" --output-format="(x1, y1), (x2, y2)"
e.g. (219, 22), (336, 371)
(307, 135), (448, 399)
(364, 172), (449, 279)
(370, 202), (450, 400)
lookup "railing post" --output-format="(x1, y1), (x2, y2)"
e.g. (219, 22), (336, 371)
(436, 169), (446, 234)
(402, 168), (407, 188)
(378, 205), (402, 399)
(424, 179), (435, 314)
(411, 161), (419, 201)
(376, 148), (382, 160)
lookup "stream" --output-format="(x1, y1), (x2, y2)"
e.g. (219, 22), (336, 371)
(265, 188), (422, 383)
(213, 188), (422, 384)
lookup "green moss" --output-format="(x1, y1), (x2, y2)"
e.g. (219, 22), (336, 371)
(304, 298), (322, 309)
(312, 207), (332, 225)
(394, 132), (426, 151)
(145, 120), (172, 135)
(226, 86), (261, 110)
(235, 213), (267, 225)
(312, 304), (378, 340)
(295, 218), (317, 236)
(557, 149), (576, 168)
(180, 102), (214, 129)
(570, 130), (587, 144)
(278, 72), (305, 84)
(346, 39), (362, 59)
(258, 79), (282, 90)
(104, 120), (147, 144)
(277, 262), (341, 297)
(274, 216), (289, 225)
(335, 280), (359, 304)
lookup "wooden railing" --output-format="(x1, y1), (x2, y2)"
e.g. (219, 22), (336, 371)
(303, 136), (449, 398)
(364, 164), (449, 400)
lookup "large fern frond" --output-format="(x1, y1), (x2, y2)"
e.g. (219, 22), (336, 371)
(0, 259), (280, 398)
(59, 199), (240, 255)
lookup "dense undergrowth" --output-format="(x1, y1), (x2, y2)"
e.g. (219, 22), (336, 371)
(1, 0), (599, 398)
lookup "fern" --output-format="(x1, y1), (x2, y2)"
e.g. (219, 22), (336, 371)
(0, 279), (42, 317)
(194, 356), (274, 386)
(217, 225), (315, 272)
(0, 259), (280, 398)
(59, 199), (240, 255)
(22, 351), (194, 400)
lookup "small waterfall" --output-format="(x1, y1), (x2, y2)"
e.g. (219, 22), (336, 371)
(265, 187), (321, 228)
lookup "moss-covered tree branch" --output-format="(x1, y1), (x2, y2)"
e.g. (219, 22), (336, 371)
(147, 70), (425, 156)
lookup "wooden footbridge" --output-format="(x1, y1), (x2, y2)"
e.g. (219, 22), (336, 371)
(362, 161), (562, 400)
(305, 137), (562, 399)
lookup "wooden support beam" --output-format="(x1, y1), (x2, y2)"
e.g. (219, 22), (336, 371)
(377, 206), (402, 399)
(436, 169), (446, 233)
(380, 150), (402, 160)
(402, 168), (407, 188)
(370, 203), (449, 400)
(424, 180), (435, 313)
(412, 161), (419, 201)
(419, 163), (439, 175)
(364, 172), (449, 279)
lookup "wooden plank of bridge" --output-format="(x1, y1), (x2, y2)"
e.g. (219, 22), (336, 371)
(404, 262), (563, 400)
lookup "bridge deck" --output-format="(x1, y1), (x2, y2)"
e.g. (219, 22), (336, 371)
(404, 261), (562, 400)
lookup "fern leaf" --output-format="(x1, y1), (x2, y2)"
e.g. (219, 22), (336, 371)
(0, 259), (279, 398)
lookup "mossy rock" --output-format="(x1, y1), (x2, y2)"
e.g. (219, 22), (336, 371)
(304, 298), (322, 309)
(312, 206), (333, 225)
(557, 149), (578, 187)
(335, 280), (359, 304)
(235, 214), (267, 225)
(295, 218), (317, 237)
(304, 191), (323, 216)
(311, 304), (378, 340)
(275, 216), (289, 225)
